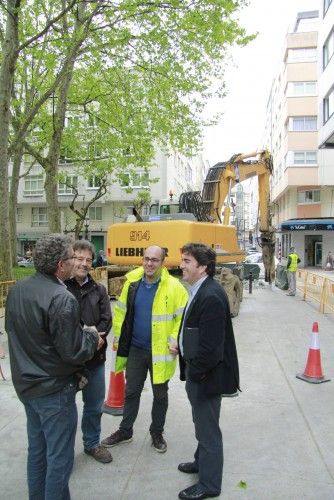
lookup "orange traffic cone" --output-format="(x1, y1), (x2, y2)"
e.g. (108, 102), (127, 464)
(103, 339), (125, 415)
(296, 322), (330, 384)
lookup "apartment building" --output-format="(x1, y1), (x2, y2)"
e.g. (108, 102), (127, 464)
(263, 7), (334, 268)
(13, 148), (207, 256)
(229, 185), (253, 249)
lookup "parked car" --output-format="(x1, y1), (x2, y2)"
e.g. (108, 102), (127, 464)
(246, 246), (258, 255)
(244, 252), (279, 279)
(18, 257), (34, 268)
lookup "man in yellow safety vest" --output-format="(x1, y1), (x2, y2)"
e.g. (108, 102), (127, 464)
(101, 245), (188, 455)
(286, 246), (301, 296)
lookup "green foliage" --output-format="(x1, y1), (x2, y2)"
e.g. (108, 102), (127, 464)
(7, 0), (254, 180)
(12, 266), (36, 280)
(1, 0), (255, 246)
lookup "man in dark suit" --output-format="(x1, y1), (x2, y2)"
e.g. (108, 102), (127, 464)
(176, 243), (240, 500)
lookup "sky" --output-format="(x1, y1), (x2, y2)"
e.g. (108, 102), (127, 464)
(202, 0), (319, 166)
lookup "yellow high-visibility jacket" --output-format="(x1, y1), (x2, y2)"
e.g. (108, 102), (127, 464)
(287, 253), (300, 272)
(114, 266), (188, 384)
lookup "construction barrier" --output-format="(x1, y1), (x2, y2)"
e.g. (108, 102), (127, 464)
(296, 270), (334, 314)
(103, 338), (125, 416)
(296, 322), (330, 384)
(90, 266), (108, 291)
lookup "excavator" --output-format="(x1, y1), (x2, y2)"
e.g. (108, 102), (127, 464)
(105, 150), (276, 314)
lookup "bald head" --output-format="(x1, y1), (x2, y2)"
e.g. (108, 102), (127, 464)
(145, 246), (165, 261)
(143, 246), (165, 283)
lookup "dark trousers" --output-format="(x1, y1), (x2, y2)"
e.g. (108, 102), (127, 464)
(186, 378), (223, 494)
(120, 345), (168, 434)
(23, 383), (77, 500)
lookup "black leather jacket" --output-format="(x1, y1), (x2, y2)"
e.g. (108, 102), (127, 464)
(5, 272), (98, 401)
(65, 275), (112, 368)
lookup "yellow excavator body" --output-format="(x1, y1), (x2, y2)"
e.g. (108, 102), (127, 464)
(107, 219), (245, 268)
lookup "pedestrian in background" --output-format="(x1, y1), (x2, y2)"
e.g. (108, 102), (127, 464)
(102, 245), (188, 453)
(325, 250), (333, 270)
(65, 240), (112, 464)
(286, 246), (301, 296)
(5, 234), (102, 500)
(177, 243), (240, 500)
(95, 249), (106, 268)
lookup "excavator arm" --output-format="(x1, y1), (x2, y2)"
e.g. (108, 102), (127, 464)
(201, 150), (276, 282)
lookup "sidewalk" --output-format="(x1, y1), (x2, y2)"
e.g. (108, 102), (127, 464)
(1, 283), (334, 499)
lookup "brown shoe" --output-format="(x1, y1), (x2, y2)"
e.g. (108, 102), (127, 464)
(84, 446), (113, 463)
(151, 432), (167, 453)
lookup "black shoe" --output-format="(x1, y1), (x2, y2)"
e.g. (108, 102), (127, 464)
(178, 462), (199, 474)
(178, 484), (220, 499)
(101, 429), (133, 448)
(151, 432), (167, 453)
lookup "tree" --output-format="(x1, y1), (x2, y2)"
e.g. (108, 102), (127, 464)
(0, 0), (81, 278)
(1, 0), (254, 280)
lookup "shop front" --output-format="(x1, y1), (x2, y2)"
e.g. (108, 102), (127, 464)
(278, 218), (334, 268)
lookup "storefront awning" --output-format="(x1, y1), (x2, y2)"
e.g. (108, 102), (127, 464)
(280, 219), (334, 231)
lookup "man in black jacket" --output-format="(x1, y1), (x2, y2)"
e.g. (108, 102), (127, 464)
(5, 234), (102, 500)
(65, 240), (112, 464)
(176, 243), (240, 500)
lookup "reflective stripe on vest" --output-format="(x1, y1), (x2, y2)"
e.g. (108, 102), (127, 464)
(116, 300), (126, 311)
(152, 354), (176, 363)
(152, 313), (174, 322)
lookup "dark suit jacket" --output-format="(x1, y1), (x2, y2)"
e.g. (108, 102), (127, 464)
(178, 276), (240, 397)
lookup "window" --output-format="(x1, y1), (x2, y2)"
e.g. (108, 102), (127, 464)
(59, 147), (73, 164)
(282, 234), (292, 258)
(287, 81), (316, 96)
(89, 206), (102, 221)
(32, 207), (48, 227)
(297, 190), (320, 204)
(293, 151), (317, 165)
(324, 87), (334, 122)
(324, 0), (332, 15)
(323, 29), (334, 68)
(120, 171), (149, 188)
(87, 176), (101, 189)
(24, 175), (44, 196)
(58, 176), (78, 195)
(289, 116), (317, 131)
(16, 207), (23, 223)
(287, 48), (317, 63)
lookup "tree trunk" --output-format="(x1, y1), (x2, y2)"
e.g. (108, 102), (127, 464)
(0, 0), (21, 280)
(44, 163), (61, 232)
(44, 6), (90, 233)
(9, 143), (24, 265)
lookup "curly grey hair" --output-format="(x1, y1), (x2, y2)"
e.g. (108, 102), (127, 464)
(33, 234), (74, 275)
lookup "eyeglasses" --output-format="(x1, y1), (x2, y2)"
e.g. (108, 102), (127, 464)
(75, 257), (93, 264)
(143, 257), (161, 264)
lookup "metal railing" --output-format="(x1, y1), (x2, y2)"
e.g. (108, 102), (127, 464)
(296, 270), (334, 313)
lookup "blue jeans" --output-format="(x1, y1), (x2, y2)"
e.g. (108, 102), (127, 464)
(81, 363), (105, 449)
(23, 383), (77, 500)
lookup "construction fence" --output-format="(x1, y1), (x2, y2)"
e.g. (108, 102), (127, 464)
(1, 268), (334, 317)
(296, 270), (334, 314)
